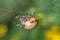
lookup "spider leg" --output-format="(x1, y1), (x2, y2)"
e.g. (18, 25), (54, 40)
(16, 24), (22, 28)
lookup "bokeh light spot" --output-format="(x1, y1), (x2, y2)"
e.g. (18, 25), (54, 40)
(37, 13), (44, 19)
(29, 7), (36, 12)
(45, 26), (60, 40)
(41, 20), (46, 26)
(0, 24), (8, 38)
(48, 16), (55, 22)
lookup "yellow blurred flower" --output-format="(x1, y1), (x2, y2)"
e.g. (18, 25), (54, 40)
(0, 24), (8, 38)
(51, 25), (59, 34)
(37, 13), (44, 19)
(45, 26), (60, 40)
(52, 34), (60, 40)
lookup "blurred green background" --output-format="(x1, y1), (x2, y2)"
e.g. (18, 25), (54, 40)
(0, 0), (60, 40)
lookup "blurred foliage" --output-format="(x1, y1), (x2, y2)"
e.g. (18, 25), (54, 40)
(0, 0), (60, 40)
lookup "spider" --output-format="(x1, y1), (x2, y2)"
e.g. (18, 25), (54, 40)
(13, 13), (38, 30)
